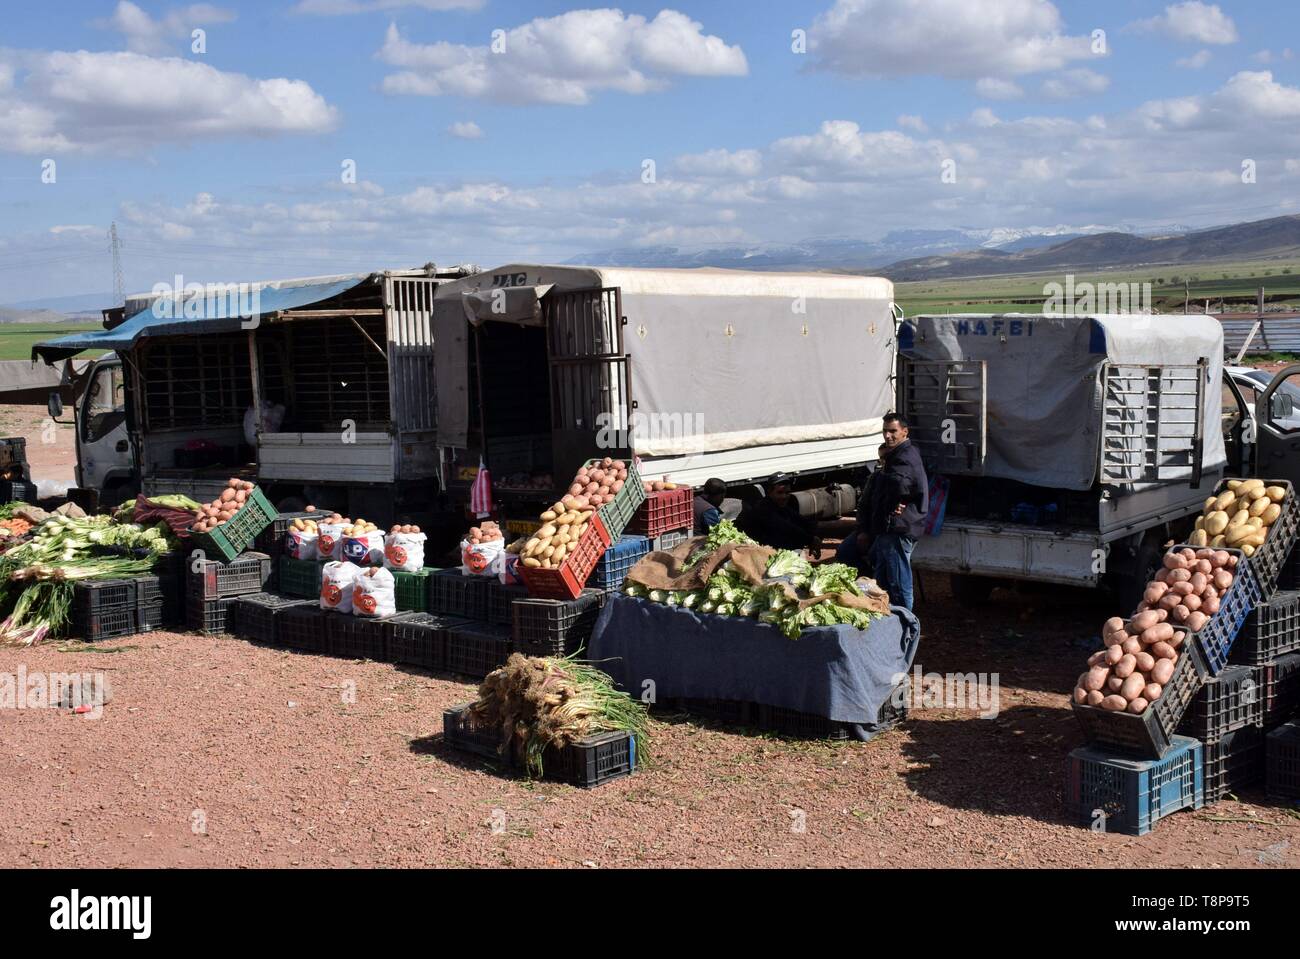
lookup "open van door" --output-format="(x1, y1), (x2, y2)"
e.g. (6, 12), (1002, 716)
(1253, 363), (1300, 485)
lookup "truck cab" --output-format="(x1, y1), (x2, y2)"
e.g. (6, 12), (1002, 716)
(46, 352), (135, 508)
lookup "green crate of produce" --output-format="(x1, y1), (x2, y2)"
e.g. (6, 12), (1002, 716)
(393, 567), (440, 612)
(581, 457), (645, 540)
(278, 555), (323, 599)
(187, 487), (277, 563)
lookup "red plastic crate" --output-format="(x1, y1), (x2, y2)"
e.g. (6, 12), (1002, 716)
(519, 514), (610, 600)
(627, 486), (694, 538)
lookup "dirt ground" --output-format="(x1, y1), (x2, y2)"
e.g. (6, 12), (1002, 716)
(0, 403), (75, 489)
(1, 576), (1295, 869)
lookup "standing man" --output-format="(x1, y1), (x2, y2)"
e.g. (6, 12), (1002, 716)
(694, 477), (727, 535)
(862, 413), (927, 610)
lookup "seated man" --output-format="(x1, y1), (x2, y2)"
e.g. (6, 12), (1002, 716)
(694, 477), (727, 535)
(738, 474), (821, 553)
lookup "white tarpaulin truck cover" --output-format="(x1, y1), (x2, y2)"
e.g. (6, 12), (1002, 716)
(433, 264), (896, 457)
(899, 313), (1227, 490)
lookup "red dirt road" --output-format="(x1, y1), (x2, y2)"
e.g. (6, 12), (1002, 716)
(1, 579), (1295, 869)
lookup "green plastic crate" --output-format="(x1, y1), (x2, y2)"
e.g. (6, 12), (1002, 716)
(393, 567), (439, 612)
(581, 457), (645, 540)
(187, 487), (277, 563)
(278, 555), (324, 599)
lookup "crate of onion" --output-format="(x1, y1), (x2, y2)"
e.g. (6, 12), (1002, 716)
(1071, 546), (1257, 758)
(187, 478), (276, 563)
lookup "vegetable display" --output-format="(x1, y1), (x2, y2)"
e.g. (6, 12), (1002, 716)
(563, 457), (629, 510)
(1137, 545), (1239, 634)
(463, 521), (501, 544)
(388, 523), (422, 535)
(470, 652), (651, 776)
(0, 514), (176, 646)
(625, 549), (886, 639)
(1188, 479), (1286, 555)
(683, 519), (754, 569)
(191, 478), (257, 533)
(518, 503), (594, 569)
(642, 479), (680, 494)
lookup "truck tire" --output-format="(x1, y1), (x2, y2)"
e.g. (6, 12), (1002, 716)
(950, 573), (997, 606)
(1108, 530), (1166, 614)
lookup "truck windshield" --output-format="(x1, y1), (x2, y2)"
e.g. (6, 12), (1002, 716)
(83, 363), (126, 443)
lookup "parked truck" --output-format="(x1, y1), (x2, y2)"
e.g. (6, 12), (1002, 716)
(35, 262), (897, 532)
(895, 312), (1300, 607)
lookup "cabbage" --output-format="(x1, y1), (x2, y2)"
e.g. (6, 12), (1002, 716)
(808, 562), (862, 598)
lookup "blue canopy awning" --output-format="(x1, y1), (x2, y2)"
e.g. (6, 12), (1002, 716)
(32, 273), (373, 363)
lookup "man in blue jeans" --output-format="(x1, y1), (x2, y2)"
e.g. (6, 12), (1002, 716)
(835, 413), (927, 610)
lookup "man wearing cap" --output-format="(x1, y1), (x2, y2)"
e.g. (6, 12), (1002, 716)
(737, 474), (821, 553)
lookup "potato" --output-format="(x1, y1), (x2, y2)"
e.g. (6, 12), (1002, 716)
(1114, 654), (1137, 678)
(1168, 567), (1191, 583)
(1121, 636), (1143, 655)
(542, 545), (556, 559)
(1266, 485), (1286, 503)
(1144, 683), (1163, 701)
(1162, 552), (1186, 571)
(1184, 593), (1203, 613)
(1202, 594), (1220, 615)
(1089, 651), (1108, 667)
(1185, 610), (1209, 632)
(1239, 478), (1264, 495)
(1249, 496), (1271, 518)
(1107, 675), (1126, 693)
(1225, 525), (1254, 547)
(1126, 697), (1149, 715)
(1169, 629), (1186, 649)
(1210, 534), (1227, 547)
(1189, 528), (1208, 547)
(1189, 571), (1208, 592)
(1143, 582), (1168, 604)
(1120, 674), (1146, 701)
(1139, 623), (1174, 645)
(552, 543), (568, 562)
(1170, 581), (1194, 597)
(1101, 694), (1128, 711)
(1086, 689), (1105, 706)
(1205, 511), (1230, 535)
(1262, 503), (1282, 525)
(1150, 640), (1176, 661)
(1158, 592), (1182, 612)
(1104, 645), (1124, 665)
(1135, 651), (1156, 673)
(1227, 480), (1242, 492)
(1131, 610), (1162, 632)
(1083, 666), (1109, 692)
(1073, 686), (1089, 705)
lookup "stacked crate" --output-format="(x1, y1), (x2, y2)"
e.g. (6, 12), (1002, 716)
(628, 485), (694, 553)
(1067, 481), (1299, 832)
(1255, 540), (1300, 795)
(0, 437), (34, 502)
(70, 577), (165, 641)
(185, 551), (273, 634)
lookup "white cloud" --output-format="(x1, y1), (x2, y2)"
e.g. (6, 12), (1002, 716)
(378, 9), (747, 105)
(0, 50), (338, 153)
(49, 224), (98, 234)
(1129, 2), (1238, 45)
(447, 120), (483, 139)
(1040, 68), (1110, 98)
(1176, 49), (1213, 69)
(1217, 71), (1300, 119)
(976, 77), (1025, 100)
(809, 0), (1100, 78)
(294, 0), (481, 12)
(1252, 48), (1295, 64)
(897, 114), (927, 132)
(675, 148), (761, 177)
(99, 2), (236, 55)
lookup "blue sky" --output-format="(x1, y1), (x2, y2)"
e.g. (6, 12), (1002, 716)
(1, 0), (1298, 303)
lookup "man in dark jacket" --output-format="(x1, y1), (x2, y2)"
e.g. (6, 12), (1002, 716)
(837, 413), (927, 609)
(694, 478), (726, 535)
(738, 474), (820, 552)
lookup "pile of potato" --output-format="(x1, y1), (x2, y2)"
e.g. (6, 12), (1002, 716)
(465, 521), (502, 544)
(290, 516), (319, 535)
(192, 478), (257, 533)
(1136, 546), (1239, 633)
(1189, 479), (1286, 555)
(389, 523), (422, 534)
(519, 501), (595, 569)
(1074, 611), (1187, 714)
(342, 518), (379, 536)
(564, 458), (628, 509)
(642, 479), (680, 494)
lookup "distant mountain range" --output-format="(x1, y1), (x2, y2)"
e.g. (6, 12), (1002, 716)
(0, 306), (73, 324)
(570, 216), (1300, 280)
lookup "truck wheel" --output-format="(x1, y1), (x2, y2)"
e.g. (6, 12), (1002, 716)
(1109, 531), (1165, 614)
(950, 573), (996, 606)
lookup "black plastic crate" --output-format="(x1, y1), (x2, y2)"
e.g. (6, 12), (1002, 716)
(1178, 664), (1263, 741)
(1234, 590), (1300, 665)
(186, 551), (273, 601)
(71, 578), (145, 613)
(386, 612), (470, 669)
(325, 611), (390, 661)
(445, 622), (513, 679)
(442, 704), (636, 787)
(429, 570), (492, 620)
(71, 605), (139, 642)
(137, 603), (164, 634)
(0, 479), (37, 503)
(512, 589), (605, 657)
(277, 556), (323, 599)
(1265, 721), (1300, 800)
(1262, 652), (1300, 726)
(0, 436), (26, 468)
(756, 703), (853, 740)
(276, 604), (327, 653)
(484, 580), (528, 626)
(1073, 637), (1211, 759)
(253, 510), (321, 555)
(670, 698), (756, 725)
(185, 595), (237, 635)
(230, 593), (315, 645)
(1202, 725), (1266, 803)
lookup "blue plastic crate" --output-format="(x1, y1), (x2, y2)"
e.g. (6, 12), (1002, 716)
(1165, 545), (1261, 676)
(586, 534), (651, 591)
(1067, 735), (1204, 836)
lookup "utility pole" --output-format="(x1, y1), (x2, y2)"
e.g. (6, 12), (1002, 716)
(108, 221), (125, 305)
(1183, 279), (1189, 314)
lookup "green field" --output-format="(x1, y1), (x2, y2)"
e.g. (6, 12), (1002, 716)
(0, 322), (103, 360)
(894, 255), (1300, 315)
